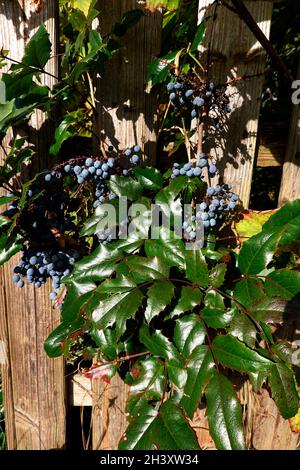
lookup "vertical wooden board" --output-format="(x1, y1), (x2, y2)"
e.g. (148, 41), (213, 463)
(92, 376), (129, 450)
(95, 0), (162, 164)
(279, 58), (300, 205)
(0, 1), (66, 449)
(198, 1), (273, 207)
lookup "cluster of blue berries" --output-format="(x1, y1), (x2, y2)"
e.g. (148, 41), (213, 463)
(171, 153), (217, 179)
(12, 247), (80, 301)
(166, 78), (231, 126)
(182, 183), (239, 238)
(6, 146), (143, 301)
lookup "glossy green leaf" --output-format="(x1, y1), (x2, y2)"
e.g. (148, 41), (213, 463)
(118, 402), (158, 450)
(201, 291), (235, 329)
(125, 256), (169, 282)
(126, 358), (165, 416)
(212, 334), (272, 373)
(145, 228), (185, 269)
(265, 270), (300, 300)
(181, 345), (214, 418)
(185, 248), (209, 287)
(108, 175), (143, 201)
(205, 372), (245, 450)
(133, 167), (164, 191)
(97, 274), (136, 294)
(190, 22), (205, 53)
(174, 314), (206, 360)
(145, 281), (174, 323)
(119, 400), (200, 450)
(209, 263), (227, 288)
(44, 317), (84, 358)
(238, 231), (279, 275)
(229, 307), (258, 348)
(268, 363), (299, 419)
(0, 236), (22, 266)
(91, 289), (143, 338)
(90, 327), (117, 360)
(150, 401), (200, 450)
(169, 286), (202, 319)
(263, 199), (300, 247)
(112, 9), (145, 37)
(146, 50), (178, 85)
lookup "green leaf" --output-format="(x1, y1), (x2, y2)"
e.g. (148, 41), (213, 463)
(268, 363), (299, 419)
(145, 228), (185, 269)
(239, 200), (300, 274)
(0, 236), (22, 266)
(80, 199), (120, 237)
(209, 263), (227, 288)
(112, 9), (145, 37)
(150, 401), (200, 450)
(248, 371), (267, 392)
(44, 317), (84, 358)
(90, 327), (117, 361)
(229, 307), (258, 348)
(205, 372), (245, 450)
(201, 291), (234, 329)
(146, 51), (178, 85)
(263, 199), (300, 247)
(212, 334), (272, 373)
(265, 270), (300, 300)
(185, 248), (209, 287)
(238, 231), (279, 275)
(174, 314), (206, 361)
(190, 22), (206, 53)
(108, 175), (143, 201)
(67, 245), (122, 282)
(126, 358), (165, 416)
(234, 278), (266, 308)
(23, 25), (51, 69)
(119, 400), (200, 450)
(181, 345), (214, 418)
(73, 0), (94, 16)
(133, 167), (164, 191)
(91, 289), (143, 338)
(169, 286), (202, 319)
(145, 281), (174, 323)
(140, 324), (180, 365)
(50, 114), (77, 155)
(97, 274), (136, 294)
(61, 279), (96, 322)
(118, 402), (158, 450)
(125, 256), (169, 282)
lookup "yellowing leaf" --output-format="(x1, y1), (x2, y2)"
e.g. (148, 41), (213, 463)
(290, 408), (300, 433)
(73, 0), (92, 16)
(235, 209), (276, 244)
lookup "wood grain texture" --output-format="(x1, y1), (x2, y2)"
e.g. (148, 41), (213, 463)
(279, 58), (300, 205)
(92, 376), (129, 450)
(0, 0), (66, 449)
(95, 0), (162, 165)
(198, 1), (273, 208)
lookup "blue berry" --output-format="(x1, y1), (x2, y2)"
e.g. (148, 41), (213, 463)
(131, 154), (139, 164)
(169, 93), (176, 101)
(208, 164), (217, 175)
(185, 89), (193, 98)
(45, 174), (51, 182)
(124, 149), (131, 157)
(193, 97), (204, 107)
(193, 167), (201, 176)
(133, 145), (141, 152)
(167, 82), (175, 91)
(85, 158), (94, 167)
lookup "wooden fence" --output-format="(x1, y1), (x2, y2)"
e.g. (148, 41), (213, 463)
(0, 0), (299, 450)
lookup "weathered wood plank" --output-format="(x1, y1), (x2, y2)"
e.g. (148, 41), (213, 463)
(92, 376), (129, 450)
(95, 0), (162, 165)
(278, 57), (300, 205)
(0, 0), (66, 449)
(198, 0), (273, 208)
